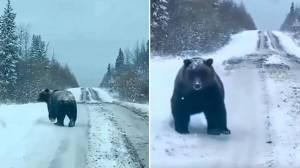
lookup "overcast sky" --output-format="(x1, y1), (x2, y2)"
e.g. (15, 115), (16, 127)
(234, 0), (300, 30)
(2, 0), (149, 87)
(0, 0), (298, 86)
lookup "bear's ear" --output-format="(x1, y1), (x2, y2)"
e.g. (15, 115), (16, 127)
(183, 59), (192, 67)
(204, 58), (213, 67)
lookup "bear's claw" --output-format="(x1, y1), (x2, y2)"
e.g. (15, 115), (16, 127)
(222, 128), (231, 135)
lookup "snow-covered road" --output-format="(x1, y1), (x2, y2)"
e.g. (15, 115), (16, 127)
(0, 103), (88, 168)
(0, 88), (148, 168)
(87, 103), (148, 168)
(151, 30), (300, 167)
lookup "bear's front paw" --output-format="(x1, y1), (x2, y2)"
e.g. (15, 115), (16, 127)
(221, 128), (231, 135)
(207, 129), (221, 135)
(54, 122), (64, 127)
(175, 128), (189, 134)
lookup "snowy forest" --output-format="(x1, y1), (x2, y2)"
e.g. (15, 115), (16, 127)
(100, 41), (149, 103)
(281, 2), (300, 38)
(151, 0), (256, 54)
(0, 0), (78, 103)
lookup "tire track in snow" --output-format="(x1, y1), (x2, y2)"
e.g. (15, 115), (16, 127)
(102, 103), (149, 168)
(223, 30), (300, 167)
(78, 87), (147, 167)
(85, 104), (142, 168)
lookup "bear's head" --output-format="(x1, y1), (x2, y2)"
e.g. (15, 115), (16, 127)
(37, 89), (56, 122)
(37, 89), (51, 102)
(183, 58), (215, 92)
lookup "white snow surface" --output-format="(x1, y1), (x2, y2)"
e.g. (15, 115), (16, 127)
(202, 30), (259, 63)
(0, 103), (88, 168)
(151, 30), (300, 167)
(92, 88), (115, 103)
(273, 31), (300, 57)
(116, 101), (149, 115)
(265, 54), (284, 65)
(92, 87), (149, 115)
(86, 105), (140, 168)
(68, 88), (82, 102)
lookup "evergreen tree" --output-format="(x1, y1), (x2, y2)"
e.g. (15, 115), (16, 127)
(17, 24), (30, 59)
(115, 48), (124, 72)
(0, 9), (79, 103)
(30, 35), (47, 61)
(22, 34), (49, 101)
(152, 0), (256, 54)
(280, 2), (300, 33)
(107, 63), (111, 74)
(151, 0), (169, 52)
(291, 2), (295, 14)
(0, 0), (19, 100)
(100, 41), (149, 102)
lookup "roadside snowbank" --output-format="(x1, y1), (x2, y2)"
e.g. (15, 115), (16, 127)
(203, 30), (259, 63)
(0, 103), (47, 165)
(0, 103), (88, 168)
(68, 88), (82, 102)
(92, 87), (149, 115)
(92, 88), (115, 103)
(273, 31), (300, 57)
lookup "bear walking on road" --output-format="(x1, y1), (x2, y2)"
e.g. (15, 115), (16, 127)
(171, 58), (231, 135)
(38, 89), (77, 127)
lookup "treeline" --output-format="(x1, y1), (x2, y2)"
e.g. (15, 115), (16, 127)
(151, 0), (256, 54)
(0, 0), (78, 103)
(281, 2), (300, 37)
(100, 41), (149, 103)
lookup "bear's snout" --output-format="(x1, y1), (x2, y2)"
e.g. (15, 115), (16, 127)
(192, 81), (202, 91)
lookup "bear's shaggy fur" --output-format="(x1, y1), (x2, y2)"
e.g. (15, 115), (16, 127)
(38, 89), (77, 127)
(171, 58), (230, 135)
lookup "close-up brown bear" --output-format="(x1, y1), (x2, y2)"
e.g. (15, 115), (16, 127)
(171, 58), (230, 135)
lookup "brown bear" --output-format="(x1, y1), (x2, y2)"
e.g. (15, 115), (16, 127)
(171, 58), (230, 135)
(38, 89), (77, 127)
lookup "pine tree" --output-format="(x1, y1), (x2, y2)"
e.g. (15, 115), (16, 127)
(291, 2), (295, 14)
(161, 0), (256, 54)
(115, 48), (124, 72)
(30, 35), (47, 61)
(26, 34), (49, 99)
(100, 41), (149, 102)
(107, 63), (111, 75)
(281, 2), (299, 32)
(151, 0), (169, 52)
(17, 24), (30, 59)
(0, 0), (19, 100)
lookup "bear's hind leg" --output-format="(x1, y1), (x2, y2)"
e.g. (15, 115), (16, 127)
(55, 114), (65, 126)
(67, 112), (75, 127)
(67, 103), (77, 127)
(68, 119), (75, 127)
